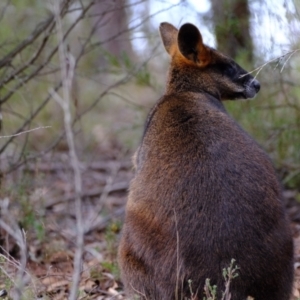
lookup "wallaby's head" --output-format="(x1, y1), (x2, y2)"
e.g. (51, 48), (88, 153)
(159, 22), (260, 100)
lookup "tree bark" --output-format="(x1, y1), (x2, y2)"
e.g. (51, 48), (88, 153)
(92, 0), (135, 66)
(211, 0), (253, 64)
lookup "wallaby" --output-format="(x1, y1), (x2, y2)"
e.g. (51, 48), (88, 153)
(118, 22), (294, 300)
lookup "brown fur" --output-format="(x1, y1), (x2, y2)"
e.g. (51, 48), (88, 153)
(118, 22), (294, 300)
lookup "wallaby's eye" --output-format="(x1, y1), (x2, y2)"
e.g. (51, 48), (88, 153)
(212, 62), (237, 78)
(224, 65), (236, 77)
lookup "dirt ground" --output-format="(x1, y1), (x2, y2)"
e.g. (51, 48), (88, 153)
(1, 152), (300, 299)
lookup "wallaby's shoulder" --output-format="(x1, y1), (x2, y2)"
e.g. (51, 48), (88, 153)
(144, 92), (225, 135)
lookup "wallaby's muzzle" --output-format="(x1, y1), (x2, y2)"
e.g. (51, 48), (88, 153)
(244, 78), (260, 99)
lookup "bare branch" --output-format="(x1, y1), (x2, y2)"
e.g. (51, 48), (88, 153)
(50, 2), (84, 299)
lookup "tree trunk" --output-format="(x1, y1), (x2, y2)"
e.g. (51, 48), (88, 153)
(92, 0), (135, 66)
(211, 0), (253, 64)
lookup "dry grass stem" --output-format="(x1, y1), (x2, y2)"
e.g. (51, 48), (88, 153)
(0, 198), (31, 300)
(0, 126), (51, 139)
(240, 48), (300, 79)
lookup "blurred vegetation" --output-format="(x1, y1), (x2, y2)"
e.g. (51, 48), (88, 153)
(0, 0), (299, 187)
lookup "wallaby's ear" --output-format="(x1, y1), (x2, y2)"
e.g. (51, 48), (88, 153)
(178, 23), (211, 65)
(159, 22), (178, 55)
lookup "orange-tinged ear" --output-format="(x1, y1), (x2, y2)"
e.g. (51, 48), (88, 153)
(159, 22), (178, 55)
(178, 23), (211, 66)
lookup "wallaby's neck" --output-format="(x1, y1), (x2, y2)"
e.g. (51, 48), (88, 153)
(166, 65), (221, 101)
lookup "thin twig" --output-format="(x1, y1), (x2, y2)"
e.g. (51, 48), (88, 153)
(239, 48), (300, 79)
(0, 82), (61, 155)
(84, 160), (122, 233)
(174, 209), (180, 300)
(0, 126), (51, 139)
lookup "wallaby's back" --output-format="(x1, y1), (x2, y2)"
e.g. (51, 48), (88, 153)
(118, 22), (294, 300)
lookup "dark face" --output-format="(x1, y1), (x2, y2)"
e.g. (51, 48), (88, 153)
(206, 53), (260, 100)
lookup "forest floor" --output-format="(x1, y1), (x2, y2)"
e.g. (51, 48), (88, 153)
(0, 152), (300, 300)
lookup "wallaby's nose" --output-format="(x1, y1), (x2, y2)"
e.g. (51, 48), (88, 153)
(252, 79), (260, 93)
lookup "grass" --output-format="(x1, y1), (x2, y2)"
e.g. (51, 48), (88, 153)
(202, 259), (239, 300)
